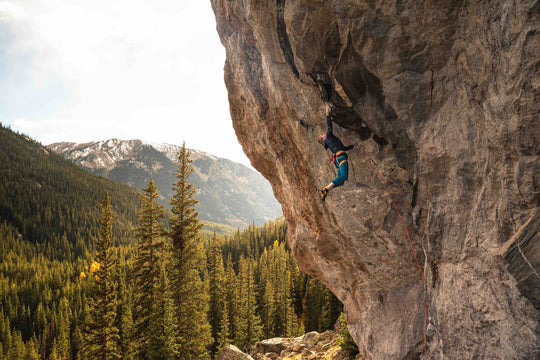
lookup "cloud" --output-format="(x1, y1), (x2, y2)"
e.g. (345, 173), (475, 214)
(0, 2), (25, 21)
(0, 0), (249, 166)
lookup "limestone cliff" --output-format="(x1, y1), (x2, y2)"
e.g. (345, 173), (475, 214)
(211, 1), (539, 359)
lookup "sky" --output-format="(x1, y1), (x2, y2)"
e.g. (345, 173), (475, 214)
(0, 0), (251, 166)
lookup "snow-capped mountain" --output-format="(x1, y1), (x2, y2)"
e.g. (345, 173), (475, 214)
(48, 139), (282, 228)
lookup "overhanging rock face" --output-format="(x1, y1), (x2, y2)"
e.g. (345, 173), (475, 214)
(211, 1), (540, 359)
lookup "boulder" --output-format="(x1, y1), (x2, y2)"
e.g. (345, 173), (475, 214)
(217, 345), (255, 360)
(252, 337), (290, 355)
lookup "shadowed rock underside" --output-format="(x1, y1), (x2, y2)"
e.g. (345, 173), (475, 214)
(211, 1), (540, 359)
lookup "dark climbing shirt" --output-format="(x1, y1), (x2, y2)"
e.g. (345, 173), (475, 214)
(324, 116), (353, 154)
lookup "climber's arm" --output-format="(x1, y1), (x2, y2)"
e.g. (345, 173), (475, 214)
(326, 104), (333, 135)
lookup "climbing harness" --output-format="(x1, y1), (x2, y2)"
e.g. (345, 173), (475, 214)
(359, 153), (429, 359)
(331, 151), (348, 166)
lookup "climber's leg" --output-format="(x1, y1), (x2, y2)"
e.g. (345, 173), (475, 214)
(321, 156), (349, 201)
(332, 156), (349, 188)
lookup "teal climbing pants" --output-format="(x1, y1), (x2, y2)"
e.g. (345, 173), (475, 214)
(332, 154), (349, 187)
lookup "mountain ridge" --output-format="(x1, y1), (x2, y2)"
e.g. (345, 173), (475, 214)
(48, 139), (222, 170)
(49, 139), (282, 228)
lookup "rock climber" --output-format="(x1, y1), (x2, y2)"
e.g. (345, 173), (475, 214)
(319, 104), (354, 201)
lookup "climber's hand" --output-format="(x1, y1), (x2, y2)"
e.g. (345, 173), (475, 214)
(325, 103), (331, 116)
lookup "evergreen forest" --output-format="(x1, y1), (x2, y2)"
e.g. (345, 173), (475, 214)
(0, 124), (140, 257)
(0, 131), (345, 360)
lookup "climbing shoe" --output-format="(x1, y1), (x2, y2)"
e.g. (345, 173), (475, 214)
(320, 187), (328, 201)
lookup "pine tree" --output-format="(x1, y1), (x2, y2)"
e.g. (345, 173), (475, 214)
(83, 193), (121, 360)
(71, 325), (83, 360)
(7, 331), (24, 360)
(303, 278), (323, 332)
(235, 255), (263, 350)
(25, 338), (40, 360)
(207, 233), (226, 356)
(216, 305), (230, 353)
(168, 144), (212, 360)
(0, 311), (11, 357)
(45, 316), (56, 358)
(258, 249), (275, 337)
(284, 270), (303, 337)
(34, 303), (47, 354)
(320, 287), (342, 331)
(271, 241), (288, 337)
(224, 255), (237, 343)
(56, 298), (71, 360)
(116, 276), (135, 360)
(47, 341), (58, 360)
(147, 266), (178, 360)
(336, 313), (359, 356)
(132, 179), (166, 358)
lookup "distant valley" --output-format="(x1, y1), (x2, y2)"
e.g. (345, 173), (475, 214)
(49, 139), (282, 228)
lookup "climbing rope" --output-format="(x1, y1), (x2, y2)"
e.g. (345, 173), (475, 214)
(359, 153), (428, 359)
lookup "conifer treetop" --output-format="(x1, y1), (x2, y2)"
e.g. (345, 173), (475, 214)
(169, 143), (203, 250)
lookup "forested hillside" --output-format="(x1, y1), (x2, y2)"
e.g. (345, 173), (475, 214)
(0, 135), (344, 359)
(0, 124), (139, 255)
(0, 219), (342, 360)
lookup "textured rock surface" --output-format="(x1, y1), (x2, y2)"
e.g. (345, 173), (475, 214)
(217, 345), (255, 360)
(250, 331), (353, 360)
(211, 1), (539, 359)
(217, 331), (354, 360)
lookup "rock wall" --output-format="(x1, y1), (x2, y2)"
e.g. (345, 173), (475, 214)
(211, 1), (540, 359)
